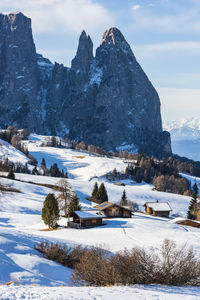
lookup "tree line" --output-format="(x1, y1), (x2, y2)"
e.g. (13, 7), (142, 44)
(105, 154), (192, 195)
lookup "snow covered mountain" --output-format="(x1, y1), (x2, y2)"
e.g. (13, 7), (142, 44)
(164, 118), (200, 161)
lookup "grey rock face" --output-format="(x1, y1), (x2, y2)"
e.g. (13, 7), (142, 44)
(0, 14), (172, 157)
(0, 13), (41, 130)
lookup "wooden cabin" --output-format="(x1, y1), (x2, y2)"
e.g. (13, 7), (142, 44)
(94, 202), (132, 218)
(171, 217), (200, 228)
(144, 201), (172, 218)
(68, 210), (105, 228)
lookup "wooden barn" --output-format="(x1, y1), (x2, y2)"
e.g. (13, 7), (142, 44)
(171, 217), (200, 228)
(144, 201), (172, 218)
(68, 210), (105, 228)
(94, 202), (132, 218)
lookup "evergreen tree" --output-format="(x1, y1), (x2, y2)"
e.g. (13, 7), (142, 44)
(92, 182), (98, 198)
(120, 189), (128, 206)
(32, 166), (39, 175)
(42, 193), (59, 228)
(8, 168), (15, 180)
(68, 194), (81, 216)
(41, 158), (46, 168)
(96, 183), (108, 203)
(187, 182), (199, 220)
(49, 163), (61, 177)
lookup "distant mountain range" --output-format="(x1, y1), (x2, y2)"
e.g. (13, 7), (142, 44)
(164, 118), (200, 161)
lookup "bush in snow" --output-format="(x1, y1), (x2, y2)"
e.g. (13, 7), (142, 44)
(7, 168), (15, 180)
(36, 239), (200, 286)
(74, 239), (200, 286)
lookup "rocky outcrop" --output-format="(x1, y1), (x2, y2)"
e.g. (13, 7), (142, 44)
(0, 13), (172, 157)
(0, 13), (40, 130)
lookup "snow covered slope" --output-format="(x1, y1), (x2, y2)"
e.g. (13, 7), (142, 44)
(1, 284), (200, 300)
(1, 134), (200, 298)
(164, 118), (200, 161)
(0, 138), (29, 164)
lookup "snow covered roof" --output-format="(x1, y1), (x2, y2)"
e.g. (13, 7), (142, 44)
(94, 201), (132, 211)
(169, 217), (187, 224)
(74, 210), (106, 219)
(145, 202), (172, 212)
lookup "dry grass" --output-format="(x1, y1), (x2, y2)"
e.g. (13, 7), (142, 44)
(40, 228), (61, 231)
(5, 281), (18, 286)
(0, 184), (20, 193)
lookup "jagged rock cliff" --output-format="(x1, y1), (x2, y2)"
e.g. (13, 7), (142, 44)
(0, 12), (172, 157)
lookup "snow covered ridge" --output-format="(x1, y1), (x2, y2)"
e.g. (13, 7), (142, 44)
(163, 117), (200, 161)
(164, 117), (200, 141)
(0, 138), (29, 165)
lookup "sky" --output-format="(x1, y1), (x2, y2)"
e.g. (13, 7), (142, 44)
(1, 0), (200, 123)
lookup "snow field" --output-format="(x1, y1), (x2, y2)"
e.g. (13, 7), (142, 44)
(0, 134), (200, 298)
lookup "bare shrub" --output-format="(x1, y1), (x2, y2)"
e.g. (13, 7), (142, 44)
(35, 242), (86, 269)
(36, 239), (200, 287)
(154, 239), (200, 286)
(73, 246), (116, 286)
(74, 240), (200, 286)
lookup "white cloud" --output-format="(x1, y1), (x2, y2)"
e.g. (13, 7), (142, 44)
(130, 0), (200, 34)
(131, 5), (141, 11)
(0, 0), (114, 34)
(133, 42), (200, 58)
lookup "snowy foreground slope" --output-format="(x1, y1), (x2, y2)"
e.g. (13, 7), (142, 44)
(1, 284), (200, 300)
(1, 134), (200, 298)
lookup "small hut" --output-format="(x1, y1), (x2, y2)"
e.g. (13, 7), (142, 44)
(144, 201), (172, 218)
(68, 210), (105, 228)
(94, 202), (132, 218)
(170, 217), (200, 228)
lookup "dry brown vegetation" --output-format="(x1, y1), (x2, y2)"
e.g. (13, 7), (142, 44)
(0, 183), (20, 193)
(35, 239), (200, 287)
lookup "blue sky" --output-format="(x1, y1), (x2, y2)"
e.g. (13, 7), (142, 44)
(1, 0), (200, 122)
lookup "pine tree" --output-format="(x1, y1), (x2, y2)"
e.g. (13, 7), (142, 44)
(68, 194), (81, 216)
(40, 158), (48, 175)
(32, 166), (39, 175)
(42, 193), (59, 228)
(120, 189), (128, 206)
(49, 163), (61, 177)
(41, 158), (46, 168)
(8, 168), (15, 180)
(92, 182), (98, 198)
(187, 182), (199, 220)
(96, 183), (108, 203)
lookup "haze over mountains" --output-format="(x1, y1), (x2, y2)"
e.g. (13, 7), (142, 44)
(164, 118), (200, 161)
(0, 12), (171, 157)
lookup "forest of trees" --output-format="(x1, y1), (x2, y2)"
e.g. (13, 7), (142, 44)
(105, 154), (192, 195)
(0, 157), (67, 179)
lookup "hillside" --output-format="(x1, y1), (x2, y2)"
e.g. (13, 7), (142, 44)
(0, 134), (200, 298)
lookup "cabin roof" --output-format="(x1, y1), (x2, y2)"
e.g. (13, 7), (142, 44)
(94, 201), (132, 211)
(144, 202), (172, 212)
(74, 210), (106, 220)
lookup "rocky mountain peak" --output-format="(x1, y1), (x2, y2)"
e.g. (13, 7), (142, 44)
(0, 12), (31, 32)
(71, 30), (93, 80)
(0, 14), (172, 157)
(100, 27), (126, 46)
